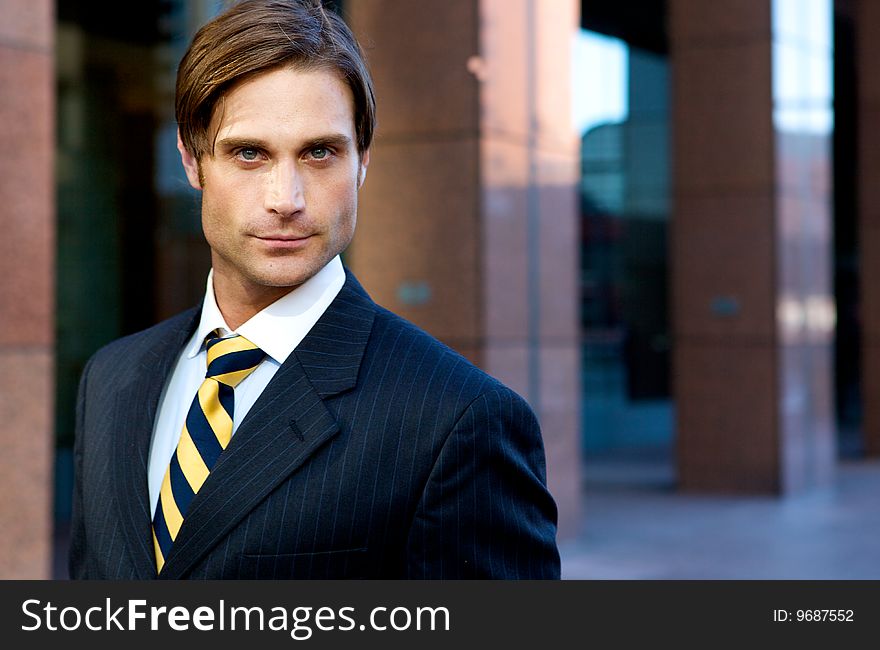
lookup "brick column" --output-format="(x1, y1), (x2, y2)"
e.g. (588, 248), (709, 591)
(671, 0), (835, 493)
(346, 0), (582, 536)
(0, 0), (55, 577)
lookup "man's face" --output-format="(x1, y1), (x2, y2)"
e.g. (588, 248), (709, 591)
(179, 66), (367, 301)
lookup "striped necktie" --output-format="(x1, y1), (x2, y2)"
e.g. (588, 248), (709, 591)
(152, 331), (265, 574)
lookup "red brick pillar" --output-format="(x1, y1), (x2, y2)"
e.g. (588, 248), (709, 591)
(671, 0), (835, 492)
(0, 0), (56, 577)
(347, 0), (582, 537)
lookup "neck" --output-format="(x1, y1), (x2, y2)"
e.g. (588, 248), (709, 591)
(211, 273), (296, 331)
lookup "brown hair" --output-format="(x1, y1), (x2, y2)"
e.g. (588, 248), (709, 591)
(176, 0), (375, 160)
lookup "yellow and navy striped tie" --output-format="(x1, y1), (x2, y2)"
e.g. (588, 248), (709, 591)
(152, 331), (265, 573)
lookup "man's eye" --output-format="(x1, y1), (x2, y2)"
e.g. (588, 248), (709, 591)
(237, 148), (260, 161)
(310, 147), (329, 160)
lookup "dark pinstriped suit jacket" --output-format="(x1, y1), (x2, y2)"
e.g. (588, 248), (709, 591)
(69, 271), (560, 579)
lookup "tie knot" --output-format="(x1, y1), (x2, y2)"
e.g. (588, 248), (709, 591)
(204, 331), (265, 387)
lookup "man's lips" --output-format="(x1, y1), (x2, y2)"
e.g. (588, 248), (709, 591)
(253, 234), (312, 241)
(251, 233), (314, 249)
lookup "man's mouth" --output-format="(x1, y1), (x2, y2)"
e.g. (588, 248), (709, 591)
(252, 234), (313, 248)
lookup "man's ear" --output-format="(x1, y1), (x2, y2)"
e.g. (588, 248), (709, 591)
(358, 149), (370, 188)
(177, 129), (203, 190)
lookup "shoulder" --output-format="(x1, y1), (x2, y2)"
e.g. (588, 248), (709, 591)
(365, 303), (529, 414)
(85, 307), (200, 379)
(338, 271), (529, 412)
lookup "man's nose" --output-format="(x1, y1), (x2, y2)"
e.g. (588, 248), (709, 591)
(265, 162), (306, 216)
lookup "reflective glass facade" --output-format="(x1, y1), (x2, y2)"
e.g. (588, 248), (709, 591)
(575, 29), (673, 457)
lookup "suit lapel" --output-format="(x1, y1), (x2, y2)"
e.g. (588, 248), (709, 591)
(113, 308), (200, 579)
(158, 272), (376, 579)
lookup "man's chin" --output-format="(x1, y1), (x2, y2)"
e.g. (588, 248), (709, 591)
(248, 266), (323, 289)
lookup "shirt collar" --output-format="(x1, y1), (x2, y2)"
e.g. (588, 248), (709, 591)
(187, 255), (346, 364)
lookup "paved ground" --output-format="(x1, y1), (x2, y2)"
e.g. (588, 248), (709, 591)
(559, 453), (880, 579)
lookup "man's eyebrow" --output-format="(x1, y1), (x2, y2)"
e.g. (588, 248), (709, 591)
(214, 134), (354, 152)
(215, 137), (270, 151)
(303, 133), (353, 149)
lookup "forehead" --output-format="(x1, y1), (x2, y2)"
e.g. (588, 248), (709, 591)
(210, 66), (356, 142)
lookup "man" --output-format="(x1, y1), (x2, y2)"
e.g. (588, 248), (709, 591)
(69, 0), (560, 579)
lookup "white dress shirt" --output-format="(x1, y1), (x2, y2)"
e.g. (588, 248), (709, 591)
(147, 256), (346, 516)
